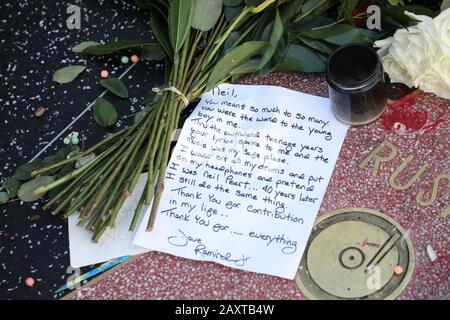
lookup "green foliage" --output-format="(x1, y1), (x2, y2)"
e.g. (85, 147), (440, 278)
(100, 78), (129, 99)
(18, 176), (56, 202)
(53, 66), (86, 84)
(82, 40), (158, 56)
(168, 0), (195, 53)
(92, 98), (118, 128)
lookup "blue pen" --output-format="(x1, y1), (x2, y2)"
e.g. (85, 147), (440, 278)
(55, 255), (131, 293)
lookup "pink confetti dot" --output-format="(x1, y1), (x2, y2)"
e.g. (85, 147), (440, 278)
(25, 277), (35, 287)
(394, 266), (404, 276)
(100, 70), (109, 78)
(130, 55), (139, 63)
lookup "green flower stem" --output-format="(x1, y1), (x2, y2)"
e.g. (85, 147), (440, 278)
(143, 53), (180, 206)
(129, 183), (148, 232)
(33, 143), (120, 197)
(184, 16), (226, 93)
(204, 9), (251, 68)
(85, 209), (101, 231)
(234, 17), (260, 48)
(146, 97), (180, 231)
(77, 130), (139, 223)
(48, 143), (122, 211)
(178, 32), (190, 86)
(107, 186), (129, 229)
(31, 128), (127, 177)
(42, 165), (94, 210)
(182, 30), (203, 83)
(85, 112), (153, 232)
(104, 120), (153, 229)
(92, 215), (111, 243)
(126, 113), (164, 231)
(65, 143), (127, 219)
(51, 184), (85, 216)
(69, 160), (121, 221)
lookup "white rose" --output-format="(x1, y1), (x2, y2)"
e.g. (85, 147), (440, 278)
(432, 7), (450, 56)
(373, 9), (450, 100)
(418, 56), (450, 99)
(418, 68), (450, 99)
(374, 37), (394, 57)
(381, 53), (414, 87)
(388, 31), (427, 79)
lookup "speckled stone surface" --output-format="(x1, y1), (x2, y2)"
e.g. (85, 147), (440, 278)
(67, 72), (449, 300)
(0, 0), (164, 299)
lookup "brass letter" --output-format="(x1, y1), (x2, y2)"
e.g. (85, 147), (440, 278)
(359, 140), (398, 176)
(389, 155), (429, 191)
(416, 173), (450, 219)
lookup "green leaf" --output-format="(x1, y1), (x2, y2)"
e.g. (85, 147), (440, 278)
(71, 41), (100, 53)
(2, 177), (21, 198)
(338, 0), (359, 24)
(0, 192), (9, 204)
(92, 98), (118, 128)
(207, 41), (267, 88)
(245, 0), (264, 6)
(140, 44), (165, 61)
(402, 5), (434, 17)
(169, 0), (195, 53)
(297, 35), (335, 54)
(281, 44), (325, 72)
(53, 66), (86, 84)
(14, 160), (45, 181)
(224, 4), (245, 21)
(57, 162), (76, 178)
(99, 78), (129, 99)
(301, 0), (332, 14)
(260, 30), (288, 75)
(303, 24), (372, 45)
(223, 31), (241, 54)
(18, 176), (55, 202)
(82, 40), (158, 56)
(41, 146), (74, 174)
(294, 0), (336, 23)
(230, 59), (261, 76)
(224, 0), (242, 5)
(381, 6), (432, 29)
(150, 10), (173, 59)
(259, 9), (284, 69)
(290, 15), (334, 34)
(280, 0), (306, 23)
(192, 0), (223, 32)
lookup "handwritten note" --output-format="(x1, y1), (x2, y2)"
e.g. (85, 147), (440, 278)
(133, 84), (348, 279)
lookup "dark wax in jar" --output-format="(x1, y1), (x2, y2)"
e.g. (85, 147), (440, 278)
(326, 44), (387, 125)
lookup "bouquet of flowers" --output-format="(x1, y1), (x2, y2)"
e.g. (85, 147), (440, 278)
(375, 7), (450, 99)
(1, 0), (434, 242)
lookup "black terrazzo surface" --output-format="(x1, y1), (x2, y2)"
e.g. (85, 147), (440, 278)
(0, 0), (165, 299)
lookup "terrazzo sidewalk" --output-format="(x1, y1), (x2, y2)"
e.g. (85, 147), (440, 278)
(66, 72), (449, 300)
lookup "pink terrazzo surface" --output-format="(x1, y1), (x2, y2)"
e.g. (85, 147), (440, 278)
(70, 72), (449, 300)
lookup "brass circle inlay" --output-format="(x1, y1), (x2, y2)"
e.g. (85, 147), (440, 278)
(339, 247), (365, 269)
(296, 208), (415, 300)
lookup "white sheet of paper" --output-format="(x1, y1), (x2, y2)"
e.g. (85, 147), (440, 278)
(68, 173), (150, 268)
(133, 84), (348, 279)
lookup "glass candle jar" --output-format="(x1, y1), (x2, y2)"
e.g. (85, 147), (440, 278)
(326, 44), (387, 126)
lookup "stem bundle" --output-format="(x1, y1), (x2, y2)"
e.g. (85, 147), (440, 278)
(34, 12), (247, 241)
